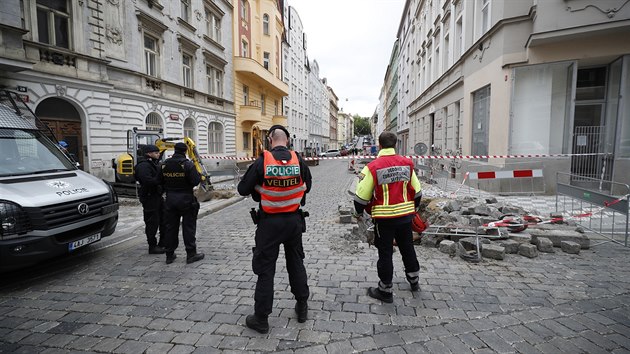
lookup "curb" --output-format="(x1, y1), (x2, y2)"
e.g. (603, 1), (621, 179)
(198, 195), (246, 219)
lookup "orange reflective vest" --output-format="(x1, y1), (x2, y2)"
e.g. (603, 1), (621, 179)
(254, 150), (306, 213)
(367, 155), (417, 219)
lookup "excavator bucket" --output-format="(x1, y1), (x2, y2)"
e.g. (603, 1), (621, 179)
(199, 177), (213, 192)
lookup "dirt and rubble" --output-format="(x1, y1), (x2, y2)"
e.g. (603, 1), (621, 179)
(335, 183), (589, 261)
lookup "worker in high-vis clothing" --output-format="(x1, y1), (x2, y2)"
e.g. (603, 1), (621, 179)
(354, 131), (423, 303)
(237, 124), (312, 334)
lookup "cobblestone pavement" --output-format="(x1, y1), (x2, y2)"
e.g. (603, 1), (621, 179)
(1, 160), (630, 353)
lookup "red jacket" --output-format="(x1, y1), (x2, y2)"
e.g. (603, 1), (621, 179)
(366, 154), (417, 219)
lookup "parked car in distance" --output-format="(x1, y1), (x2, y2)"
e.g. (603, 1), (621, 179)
(319, 149), (341, 157)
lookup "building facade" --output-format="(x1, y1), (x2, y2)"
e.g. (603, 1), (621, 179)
(233, 0), (288, 157)
(306, 59), (326, 154)
(394, 0), (630, 193)
(327, 84), (338, 149)
(282, 5), (308, 152)
(0, 0), (236, 181)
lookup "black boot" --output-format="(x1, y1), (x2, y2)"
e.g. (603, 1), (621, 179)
(409, 282), (420, 292)
(165, 253), (177, 264)
(295, 300), (308, 323)
(245, 314), (269, 334)
(186, 253), (205, 264)
(149, 245), (166, 254)
(367, 287), (393, 303)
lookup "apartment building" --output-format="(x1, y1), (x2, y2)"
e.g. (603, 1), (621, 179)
(0, 0), (235, 181)
(233, 0), (288, 157)
(395, 0), (630, 193)
(306, 59), (327, 154)
(282, 5), (309, 152)
(382, 39), (400, 146)
(327, 85), (339, 149)
(337, 111), (354, 148)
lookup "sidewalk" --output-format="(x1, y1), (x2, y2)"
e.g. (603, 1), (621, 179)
(101, 193), (245, 249)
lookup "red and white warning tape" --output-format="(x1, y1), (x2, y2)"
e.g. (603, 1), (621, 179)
(484, 193), (630, 229)
(198, 153), (603, 161)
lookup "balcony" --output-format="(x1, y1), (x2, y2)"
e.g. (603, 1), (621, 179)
(272, 115), (287, 126)
(240, 103), (262, 124)
(234, 56), (289, 96)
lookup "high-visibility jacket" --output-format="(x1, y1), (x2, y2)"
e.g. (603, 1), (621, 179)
(355, 148), (421, 219)
(254, 150), (306, 213)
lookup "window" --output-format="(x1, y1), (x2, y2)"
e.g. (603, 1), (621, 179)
(205, 9), (221, 42)
(181, 0), (191, 23)
(243, 132), (251, 149)
(241, 39), (249, 57)
(263, 52), (270, 70)
(183, 118), (196, 140)
(274, 99), (279, 115)
(36, 0), (70, 48)
(472, 85), (491, 158)
(144, 34), (159, 77)
(243, 85), (249, 105)
(182, 53), (192, 88)
(240, 0), (248, 21)
(263, 14), (270, 35)
(480, 0), (490, 34)
(206, 65), (223, 97)
(145, 112), (163, 131)
(510, 62), (575, 155)
(261, 94), (266, 114)
(208, 122), (224, 154)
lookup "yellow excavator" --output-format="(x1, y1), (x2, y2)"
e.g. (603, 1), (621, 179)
(112, 128), (212, 197)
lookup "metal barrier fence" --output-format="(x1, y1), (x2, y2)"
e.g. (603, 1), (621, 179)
(556, 172), (629, 247)
(414, 159), (547, 196)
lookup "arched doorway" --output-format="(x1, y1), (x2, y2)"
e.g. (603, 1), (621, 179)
(35, 97), (84, 169)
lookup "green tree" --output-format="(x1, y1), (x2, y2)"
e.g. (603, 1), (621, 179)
(354, 115), (371, 136)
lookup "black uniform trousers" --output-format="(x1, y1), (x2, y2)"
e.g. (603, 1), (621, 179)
(374, 221), (420, 287)
(252, 212), (309, 317)
(163, 192), (199, 256)
(141, 194), (165, 248)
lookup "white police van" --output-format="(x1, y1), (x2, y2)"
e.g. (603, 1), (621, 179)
(0, 90), (118, 272)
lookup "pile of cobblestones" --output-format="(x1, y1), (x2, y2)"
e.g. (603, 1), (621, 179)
(337, 183), (589, 262)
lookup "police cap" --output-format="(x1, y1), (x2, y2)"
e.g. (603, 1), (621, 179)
(143, 144), (160, 154)
(174, 142), (187, 153)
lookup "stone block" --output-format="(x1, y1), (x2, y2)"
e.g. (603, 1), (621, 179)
(518, 243), (539, 258)
(536, 237), (555, 253)
(560, 241), (581, 254)
(421, 235), (440, 248)
(339, 215), (353, 224)
(481, 244), (505, 260)
(528, 228), (590, 249)
(509, 232), (532, 244)
(444, 201), (462, 212)
(498, 239), (519, 254)
(473, 205), (492, 216)
(439, 240), (456, 255)
(338, 207), (352, 216)
(459, 236), (490, 251)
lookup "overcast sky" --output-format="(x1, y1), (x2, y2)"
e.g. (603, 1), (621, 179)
(287, 0), (406, 118)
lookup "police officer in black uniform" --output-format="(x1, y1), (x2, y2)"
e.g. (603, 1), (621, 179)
(237, 125), (312, 333)
(159, 142), (204, 264)
(135, 144), (166, 254)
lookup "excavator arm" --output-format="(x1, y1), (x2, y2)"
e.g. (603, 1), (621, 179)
(155, 137), (212, 192)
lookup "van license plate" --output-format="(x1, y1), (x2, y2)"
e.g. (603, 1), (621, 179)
(68, 233), (101, 251)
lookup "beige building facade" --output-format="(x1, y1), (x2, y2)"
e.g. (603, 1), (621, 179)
(396, 0), (630, 193)
(233, 0), (288, 157)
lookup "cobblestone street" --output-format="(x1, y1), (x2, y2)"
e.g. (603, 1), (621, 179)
(1, 160), (630, 353)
